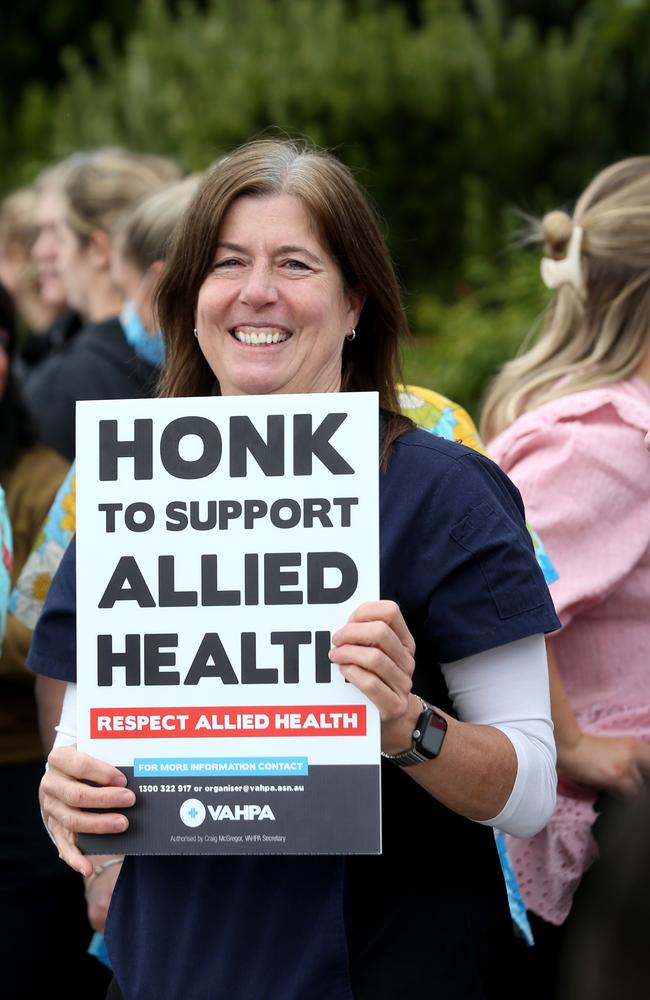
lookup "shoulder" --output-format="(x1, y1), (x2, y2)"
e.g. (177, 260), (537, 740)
(3, 445), (69, 510)
(382, 428), (529, 555)
(35, 319), (154, 396)
(490, 380), (650, 476)
(388, 425), (478, 486)
(390, 425), (522, 504)
(64, 318), (128, 364)
(81, 316), (126, 342)
(39, 318), (125, 364)
(21, 325), (105, 400)
(19, 443), (69, 479)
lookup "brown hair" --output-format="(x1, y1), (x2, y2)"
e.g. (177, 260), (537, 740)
(156, 138), (411, 460)
(481, 157), (650, 441)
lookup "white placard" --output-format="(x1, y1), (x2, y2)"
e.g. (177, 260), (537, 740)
(76, 392), (381, 855)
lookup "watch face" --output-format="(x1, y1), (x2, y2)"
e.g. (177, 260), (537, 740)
(418, 711), (447, 758)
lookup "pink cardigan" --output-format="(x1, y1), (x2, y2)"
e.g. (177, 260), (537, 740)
(489, 378), (650, 925)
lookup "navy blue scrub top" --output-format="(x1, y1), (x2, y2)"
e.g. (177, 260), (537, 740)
(30, 427), (559, 1000)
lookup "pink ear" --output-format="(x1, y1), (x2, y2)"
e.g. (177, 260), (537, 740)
(88, 229), (113, 271)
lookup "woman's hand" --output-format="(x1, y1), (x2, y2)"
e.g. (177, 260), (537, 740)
(84, 855), (124, 933)
(547, 647), (650, 798)
(558, 732), (650, 798)
(329, 600), (418, 750)
(40, 745), (135, 877)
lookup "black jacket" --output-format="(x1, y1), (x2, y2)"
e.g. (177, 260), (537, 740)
(23, 317), (159, 462)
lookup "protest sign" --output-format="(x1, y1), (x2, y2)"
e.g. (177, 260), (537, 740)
(76, 392), (380, 855)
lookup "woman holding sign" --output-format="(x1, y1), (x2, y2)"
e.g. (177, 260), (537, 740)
(34, 139), (559, 1000)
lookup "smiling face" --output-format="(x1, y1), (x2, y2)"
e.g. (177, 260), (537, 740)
(194, 194), (363, 397)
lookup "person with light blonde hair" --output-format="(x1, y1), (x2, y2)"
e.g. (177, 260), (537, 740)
(482, 158), (650, 439)
(482, 157), (650, 997)
(23, 148), (181, 461)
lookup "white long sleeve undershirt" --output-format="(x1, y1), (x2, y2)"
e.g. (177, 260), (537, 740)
(441, 632), (556, 837)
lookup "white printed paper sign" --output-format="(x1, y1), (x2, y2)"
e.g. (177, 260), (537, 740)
(76, 392), (380, 855)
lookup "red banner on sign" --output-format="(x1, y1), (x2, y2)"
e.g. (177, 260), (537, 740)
(90, 704), (367, 739)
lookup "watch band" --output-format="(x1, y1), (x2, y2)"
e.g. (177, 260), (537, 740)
(381, 745), (431, 767)
(381, 697), (447, 768)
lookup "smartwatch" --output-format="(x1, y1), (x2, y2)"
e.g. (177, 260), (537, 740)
(381, 697), (448, 767)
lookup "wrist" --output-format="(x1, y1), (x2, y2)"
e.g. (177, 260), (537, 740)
(83, 856), (124, 891)
(381, 696), (448, 767)
(381, 693), (422, 755)
(556, 728), (586, 768)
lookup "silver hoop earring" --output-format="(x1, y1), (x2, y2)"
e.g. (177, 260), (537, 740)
(193, 328), (199, 339)
(346, 328), (356, 342)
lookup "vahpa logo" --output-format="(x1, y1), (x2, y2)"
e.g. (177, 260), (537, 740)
(179, 798), (275, 826)
(209, 803), (276, 822)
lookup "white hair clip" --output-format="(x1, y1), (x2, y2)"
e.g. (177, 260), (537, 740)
(540, 224), (584, 294)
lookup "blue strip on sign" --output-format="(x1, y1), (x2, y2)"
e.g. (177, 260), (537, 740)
(134, 757), (309, 777)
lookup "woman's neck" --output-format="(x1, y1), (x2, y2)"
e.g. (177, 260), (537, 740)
(84, 277), (125, 324)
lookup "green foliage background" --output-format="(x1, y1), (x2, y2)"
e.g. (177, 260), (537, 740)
(4, 0), (650, 420)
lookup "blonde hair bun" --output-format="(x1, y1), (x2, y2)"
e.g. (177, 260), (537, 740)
(541, 210), (573, 259)
(541, 211), (573, 260)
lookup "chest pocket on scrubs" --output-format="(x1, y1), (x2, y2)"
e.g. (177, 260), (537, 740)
(450, 500), (546, 619)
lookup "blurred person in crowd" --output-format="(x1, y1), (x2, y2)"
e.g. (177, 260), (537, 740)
(23, 148), (180, 461)
(35, 138), (560, 1000)
(10, 177), (202, 970)
(110, 172), (202, 372)
(30, 161), (83, 359)
(0, 284), (112, 998)
(0, 185), (79, 378)
(481, 157), (650, 997)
